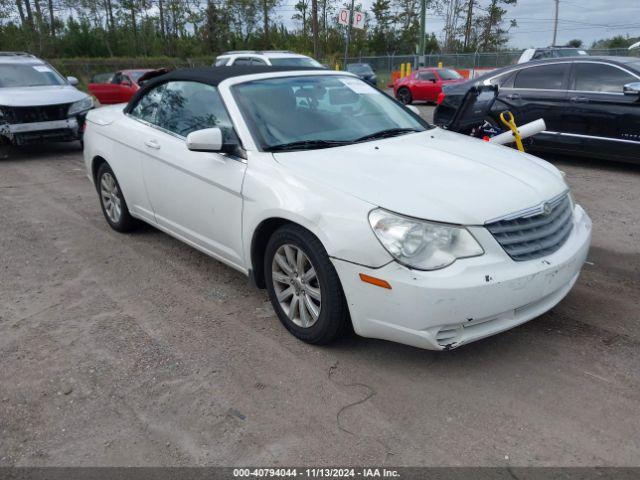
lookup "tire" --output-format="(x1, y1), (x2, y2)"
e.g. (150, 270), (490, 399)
(96, 162), (137, 232)
(264, 224), (349, 345)
(396, 87), (412, 105)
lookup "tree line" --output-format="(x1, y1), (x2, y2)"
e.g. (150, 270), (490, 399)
(0, 0), (530, 60)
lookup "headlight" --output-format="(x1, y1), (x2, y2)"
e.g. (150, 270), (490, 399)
(369, 208), (484, 270)
(68, 96), (93, 116)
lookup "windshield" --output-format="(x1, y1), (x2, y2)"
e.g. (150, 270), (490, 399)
(0, 63), (66, 87)
(437, 68), (463, 80)
(233, 75), (428, 151)
(347, 64), (374, 74)
(269, 57), (323, 68)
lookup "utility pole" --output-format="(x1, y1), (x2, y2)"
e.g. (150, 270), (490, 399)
(418, 0), (426, 58)
(311, 0), (319, 58)
(343, 0), (355, 68)
(552, 0), (559, 45)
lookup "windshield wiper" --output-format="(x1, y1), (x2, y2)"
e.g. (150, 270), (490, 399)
(264, 139), (352, 152)
(354, 128), (422, 142)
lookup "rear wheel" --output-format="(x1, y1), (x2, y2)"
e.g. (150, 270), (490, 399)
(396, 87), (413, 105)
(265, 224), (349, 345)
(96, 163), (137, 232)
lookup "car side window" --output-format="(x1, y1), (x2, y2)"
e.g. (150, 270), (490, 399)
(251, 58), (267, 65)
(214, 58), (228, 67)
(573, 63), (638, 93)
(112, 72), (123, 84)
(417, 71), (436, 81)
(533, 50), (552, 60)
(232, 57), (253, 66)
(129, 83), (166, 124)
(490, 71), (515, 87)
(514, 64), (568, 90)
(155, 81), (235, 138)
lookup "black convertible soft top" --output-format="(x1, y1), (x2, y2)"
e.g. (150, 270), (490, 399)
(124, 66), (327, 112)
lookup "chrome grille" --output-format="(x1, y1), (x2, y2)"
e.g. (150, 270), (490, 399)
(486, 193), (574, 261)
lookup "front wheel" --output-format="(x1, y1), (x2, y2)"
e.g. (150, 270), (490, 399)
(396, 87), (412, 105)
(265, 224), (349, 345)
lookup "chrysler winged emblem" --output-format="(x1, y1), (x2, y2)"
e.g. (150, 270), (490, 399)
(542, 202), (552, 216)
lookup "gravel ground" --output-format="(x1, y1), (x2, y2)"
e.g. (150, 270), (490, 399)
(1, 106), (639, 467)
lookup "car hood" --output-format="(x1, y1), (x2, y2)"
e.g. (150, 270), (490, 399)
(0, 85), (88, 107)
(273, 128), (567, 225)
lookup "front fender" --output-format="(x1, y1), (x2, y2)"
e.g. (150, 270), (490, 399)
(241, 153), (392, 269)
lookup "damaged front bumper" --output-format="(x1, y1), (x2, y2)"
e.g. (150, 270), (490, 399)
(332, 204), (592, 350)
(1, 116), (83, 145)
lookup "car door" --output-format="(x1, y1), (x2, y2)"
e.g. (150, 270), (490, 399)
(89, 73), (122, 104)
(110, 82), (168, 223)
(117, 74), (138, 103)
(139, 80), (247, 268)
(108, 72), (127, 104)
(414, 71), (439, 101)
(563, 61), (640, 160)
(498, 62), (570, 132)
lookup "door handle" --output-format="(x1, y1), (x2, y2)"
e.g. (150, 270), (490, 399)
(570, 96), (589, 103)
(506, 93), (520, 100)
(144, 139), (160, 149)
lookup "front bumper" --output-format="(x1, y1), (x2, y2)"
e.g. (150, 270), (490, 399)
(332, 204), (592, 350)
(1, 116), (85, 145)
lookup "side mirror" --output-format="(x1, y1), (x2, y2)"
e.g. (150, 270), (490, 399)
(187, 127), (223, 152)
(406, 105), (420, 115)
(67, 76), (79, 86)
(623, 82), (640, 96)
(186, 127), (239, 154)
(430, 78), (437, 83)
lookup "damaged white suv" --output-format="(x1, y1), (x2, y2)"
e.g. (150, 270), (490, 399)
(0, 52), (93, 147)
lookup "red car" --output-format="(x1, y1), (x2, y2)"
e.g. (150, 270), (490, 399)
(394, 68), (465, 105)
(88, 69), (153, 104)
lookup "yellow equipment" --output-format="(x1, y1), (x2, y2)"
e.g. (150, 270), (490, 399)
(499, 111), (525, 152)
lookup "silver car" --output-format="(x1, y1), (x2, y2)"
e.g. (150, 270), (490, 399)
(0, 52), (93, 146)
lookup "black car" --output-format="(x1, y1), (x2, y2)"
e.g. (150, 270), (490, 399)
(434, 57), (640, 164)
(346, 63), (377, 87)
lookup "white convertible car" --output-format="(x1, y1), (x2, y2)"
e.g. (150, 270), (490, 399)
(83, 66), (592, 350)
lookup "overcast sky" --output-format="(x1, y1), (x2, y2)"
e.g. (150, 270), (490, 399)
(275, 0), (640, 49)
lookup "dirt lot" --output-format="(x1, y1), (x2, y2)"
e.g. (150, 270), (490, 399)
(1, 107), (640, 466)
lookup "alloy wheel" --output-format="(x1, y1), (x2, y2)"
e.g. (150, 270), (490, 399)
(100, 172), (122, 224)
(272, 244), (321, 328)
(398, 89), (411, 104)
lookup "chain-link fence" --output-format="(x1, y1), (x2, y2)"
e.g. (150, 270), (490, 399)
(51, 48), (637, 89)
(346, 48), (636, 74)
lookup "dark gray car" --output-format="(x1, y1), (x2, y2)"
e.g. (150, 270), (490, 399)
(346, 63), (377, 87)
(434, 57), (640, 164)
